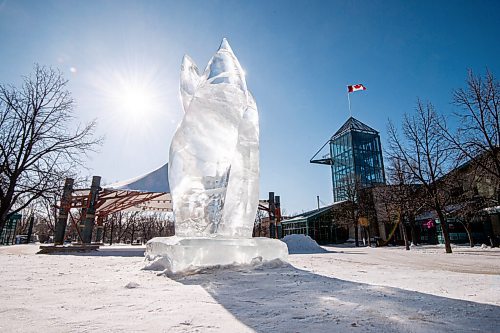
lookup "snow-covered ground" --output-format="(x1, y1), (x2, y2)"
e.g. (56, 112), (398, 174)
(0, 243), (499, 332)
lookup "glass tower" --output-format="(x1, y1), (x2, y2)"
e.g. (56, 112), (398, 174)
(311, 117), (386, 202)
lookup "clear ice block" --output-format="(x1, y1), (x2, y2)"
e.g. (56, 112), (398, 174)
(169, 39), (259, 237)
(147, 39), (286, 274)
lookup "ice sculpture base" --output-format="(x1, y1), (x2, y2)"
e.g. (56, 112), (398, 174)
(144, 236), (288, 274)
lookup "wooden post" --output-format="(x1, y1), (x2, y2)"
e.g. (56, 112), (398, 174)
(94, 216), (104, 243)
(82, 176), (101, 244)
(79, 207), (86, 239)
(268, 192), (275, 238)
(275, 195), (281, 239)
(54, 178), (74, 245)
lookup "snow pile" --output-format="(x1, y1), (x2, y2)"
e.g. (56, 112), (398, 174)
(281, 234), (327, 254)
(124, 282), (140, 289)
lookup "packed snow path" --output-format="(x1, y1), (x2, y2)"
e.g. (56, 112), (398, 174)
(0, 244), (498, 332)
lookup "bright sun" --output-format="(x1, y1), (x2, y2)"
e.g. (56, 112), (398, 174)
(90, 59), (176, 142)
(96, 65), (166, 130)
(119, 82), (154, 118)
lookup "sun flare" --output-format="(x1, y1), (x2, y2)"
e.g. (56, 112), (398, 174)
(118, 81), (155, 118)
(91, 62), (169, 134)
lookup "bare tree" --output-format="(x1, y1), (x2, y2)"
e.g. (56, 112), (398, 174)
(332, 175), (365, 246)
(253, 209), (268, 237)
(441, 70), (500, 201)
(454, 198), (486, 248)
(387, 101), (455, 253)
(445, 163), (493, 247)
(340, 175), (359, 246)
(0, 65), (101, 232)
(102, 211), (174, 244)
(382, 157), (425, 250)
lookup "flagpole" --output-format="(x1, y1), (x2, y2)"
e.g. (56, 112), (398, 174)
(347, 84), (366, 118)
(347, 91), (352, 117)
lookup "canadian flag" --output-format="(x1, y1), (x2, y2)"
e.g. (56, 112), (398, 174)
(348, 84), (367, 93)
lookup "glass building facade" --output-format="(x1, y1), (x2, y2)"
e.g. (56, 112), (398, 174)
(311, 117), (386, 202)
(281, 205), (349, 244)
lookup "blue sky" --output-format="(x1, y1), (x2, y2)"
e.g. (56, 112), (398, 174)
(1, 0), (499, 214)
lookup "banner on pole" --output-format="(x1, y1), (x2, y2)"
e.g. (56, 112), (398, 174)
(348, 84), (367, 93)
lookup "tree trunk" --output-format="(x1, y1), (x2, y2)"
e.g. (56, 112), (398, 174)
(398, 209), (410, 250)
(352, 208), (359, 247)
(496, 183), (500, 206)
(463, 222), (474, 248)
(26, 215), (35, 244)
(131, 225), (136, 244)
(117, 221), (122, 243)
(102, 224), (107, 244)
(401, 221), (410, 250)
(354, 222), (359, 247)
(409, 215), (418, 245)
(436, 208), (452, 253)
(109, 219), (114, 245)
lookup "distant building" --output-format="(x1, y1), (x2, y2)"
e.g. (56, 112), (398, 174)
(311, 117), (386, 202)
(0, 213), (22, 245)
(304, 118), (500, 247)
(281, 205), (349, 244)
(366, 152), (500, 246)
(412, 154), (500, 246)
(306, 117), (387, 243)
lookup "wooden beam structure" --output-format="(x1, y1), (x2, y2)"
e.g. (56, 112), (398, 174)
(82, 176), (101, 244)
(54, 178), (74, 245)
(52, 176), (172, 245)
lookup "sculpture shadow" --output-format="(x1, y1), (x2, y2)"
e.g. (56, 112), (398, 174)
(91, 247), (146, 257)
(40, 246), (146, 257)
(173, 262), (500, 332)
(287, 248), (330, 254)
(287, 248), (367, 255)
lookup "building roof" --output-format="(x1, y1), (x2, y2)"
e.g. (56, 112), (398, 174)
(283, 202), (346, 223)
(310, 117), (380, 165)
(331, 117), (378, 140)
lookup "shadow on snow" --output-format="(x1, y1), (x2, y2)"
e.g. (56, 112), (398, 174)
(39, 246), (146, 257)
(173, 262), (500, 333)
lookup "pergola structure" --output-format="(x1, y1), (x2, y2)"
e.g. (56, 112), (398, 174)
(256, 192), (283, 239)
(53, 163), (172, 245)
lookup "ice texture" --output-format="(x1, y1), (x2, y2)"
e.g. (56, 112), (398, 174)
(147, 39), (286, 274)
(169, 38), (259, 237)
(145, 236), (289, 274)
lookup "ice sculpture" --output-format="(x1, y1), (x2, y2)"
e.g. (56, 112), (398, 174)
(169, 39), (258, 237)
(145, 39), (288, 274)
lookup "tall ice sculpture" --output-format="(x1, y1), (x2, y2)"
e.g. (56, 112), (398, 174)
(145, 39), (288, 274)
